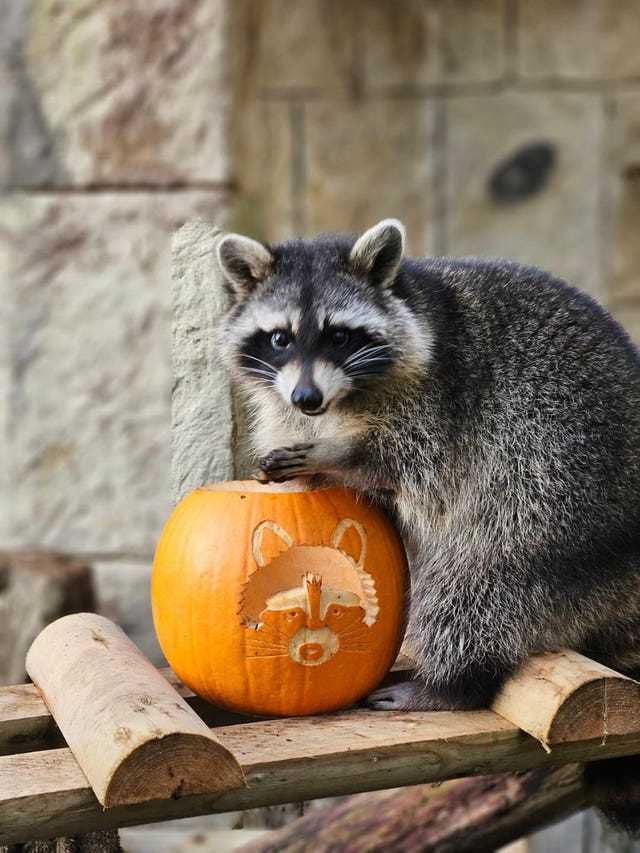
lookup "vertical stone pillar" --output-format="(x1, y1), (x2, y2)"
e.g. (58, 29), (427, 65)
(171, 220), (242, 504)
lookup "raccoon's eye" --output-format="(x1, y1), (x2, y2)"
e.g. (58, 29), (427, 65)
(271, 330), (292, 350)
(330, 328), (349, 347)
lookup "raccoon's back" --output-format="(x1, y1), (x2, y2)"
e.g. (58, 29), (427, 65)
(397, 256), (640, 588)
(410, 256), (640, 490)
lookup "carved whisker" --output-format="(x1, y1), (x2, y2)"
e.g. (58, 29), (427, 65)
(244, 651), (291, 659)
(255, 622), (292, 641)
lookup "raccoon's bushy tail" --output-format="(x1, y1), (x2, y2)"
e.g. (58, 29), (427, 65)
(585, 754), (640, 835)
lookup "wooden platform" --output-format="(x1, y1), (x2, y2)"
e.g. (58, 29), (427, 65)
(2, 647), (640, 846)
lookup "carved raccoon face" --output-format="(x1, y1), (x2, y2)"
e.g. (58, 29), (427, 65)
(217, 220), (412, 416)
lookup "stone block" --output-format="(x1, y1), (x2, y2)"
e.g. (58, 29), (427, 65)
(239, 0), (357, 91)
(518, 0), (640, 81)
(445, 92), (603, 297)
(232, 100), (297, 242)
(605, 94), (640, 310)
(0, 190), (230, 555)
(8, 0), (232, 187)
(304, 98), (437, 256)
(0, 1), (58, 190)
(363, 0), (507, 87)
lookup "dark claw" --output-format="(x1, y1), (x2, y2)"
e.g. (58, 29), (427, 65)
(363, 680), (454, 712)
(256, 443), (315, 482)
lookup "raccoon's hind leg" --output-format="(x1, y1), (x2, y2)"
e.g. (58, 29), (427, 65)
(363, 663), (512, 712)
(364, 547), (534, 711)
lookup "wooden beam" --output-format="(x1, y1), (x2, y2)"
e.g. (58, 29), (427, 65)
(0, 708), (638, 845)
(25, 614), (246, 807)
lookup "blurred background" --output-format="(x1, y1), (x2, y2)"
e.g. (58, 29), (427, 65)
(1, 1), (640, 850)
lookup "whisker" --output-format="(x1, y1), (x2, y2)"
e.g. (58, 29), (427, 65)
(242, 635), (288, 648)
(337, 631), (369, 641)
(336, 629), (369, 641)
(243, 367), (276, 382)
(343, 345), (392, 368)
(245, 651), (291, 659)
(335, 622), (368, 634)
(346, 371), (388, 382)
(255, 623), (292, 641)
(243, 643), (288, 652)
(242, 354), (277, 371)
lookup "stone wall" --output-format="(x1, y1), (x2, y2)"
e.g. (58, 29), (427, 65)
(0, 0), (233, 660)
(2, 0), (640, 674)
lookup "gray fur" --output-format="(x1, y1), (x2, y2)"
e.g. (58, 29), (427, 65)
(216, 222), (640, 825)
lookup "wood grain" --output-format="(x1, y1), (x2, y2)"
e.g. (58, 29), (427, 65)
(25, 614), (246, 807)
(238, 763), (588, 853)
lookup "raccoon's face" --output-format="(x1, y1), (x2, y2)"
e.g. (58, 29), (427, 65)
(217, 220), (418, 416)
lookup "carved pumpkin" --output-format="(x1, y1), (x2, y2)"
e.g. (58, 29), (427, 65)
(151, 481), (408, 717)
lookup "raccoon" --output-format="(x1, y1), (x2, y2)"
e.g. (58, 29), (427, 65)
(216, 219), (640, 832)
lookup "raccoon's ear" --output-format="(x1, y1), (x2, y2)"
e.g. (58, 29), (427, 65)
(217, 234), (273, 301)
(349, 219), (406, 290)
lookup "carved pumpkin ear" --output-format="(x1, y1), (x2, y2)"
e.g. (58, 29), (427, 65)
(331, 518), (366, 570)
(217, 234), (273, 301)
(252, 520), (294, 568)
(348, 219), (405, 290)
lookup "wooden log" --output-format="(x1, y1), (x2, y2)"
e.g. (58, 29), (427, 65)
(491, 650), (640, 748)
(25, 613), (246, 807)
(0, 551), (95, 685)
(236, 764), (588, 853)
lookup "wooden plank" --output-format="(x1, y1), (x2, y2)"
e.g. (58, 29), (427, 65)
(1, 708), (639, 845)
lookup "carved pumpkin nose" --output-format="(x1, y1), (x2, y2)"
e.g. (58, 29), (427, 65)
(291, 383), (323, 412)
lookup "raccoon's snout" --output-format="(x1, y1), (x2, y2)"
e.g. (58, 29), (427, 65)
(291, 383), (325, 415)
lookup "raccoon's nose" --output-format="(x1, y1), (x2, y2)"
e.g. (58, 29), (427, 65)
(291, 383), (324, 413)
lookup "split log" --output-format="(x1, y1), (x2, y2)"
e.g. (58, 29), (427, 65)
(0, 551), (95, 686)
(491, 650), (640, 747)
(237, 763), (587, 853)
(26, 613), (246, 807)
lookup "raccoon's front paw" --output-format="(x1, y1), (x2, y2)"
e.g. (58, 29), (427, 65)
(255, 443), (316, 483)
(363, 680), (455, 712)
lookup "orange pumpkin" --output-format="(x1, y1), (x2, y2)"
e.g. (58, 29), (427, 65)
(151, 481), (408, 717)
